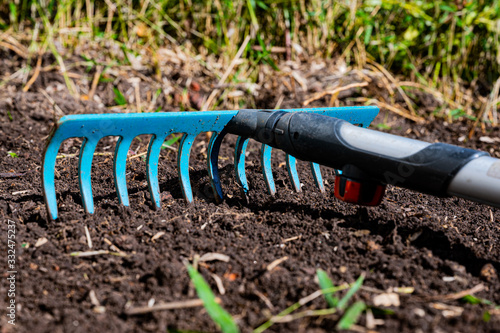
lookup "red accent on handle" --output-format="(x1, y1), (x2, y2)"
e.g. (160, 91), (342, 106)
(334, 176), (386, 206)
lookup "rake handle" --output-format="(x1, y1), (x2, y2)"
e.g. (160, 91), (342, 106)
(227, 110), (500, 208)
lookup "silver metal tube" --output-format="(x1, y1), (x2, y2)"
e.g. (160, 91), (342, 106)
(340, 123), (430, 158)
(447, 156), (500, 208)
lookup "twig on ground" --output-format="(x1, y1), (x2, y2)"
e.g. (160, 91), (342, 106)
(89, 290), (101, 307)
(127, 144), (177, 161)
(266, 256), (289, 271)
(421, 284), (485, 301)
(70, 250), (127, 257)
(12, 190), (31, 196)
(56, 152), (114, 159)
(125, 298), (220, 315)
(354, 97), (426, 123)
(103, 238), (125, 255)
(303, 82), (368, 106)
(199, 252), (230, 263)
(151, 231), (165, 241)
(88, 65), (103, 101)
(23, 54), (43, 92)
(211, 273), (226, 295)
(84, 225), (92, 249)
(254, 289), (275, 310)
(283, 235), (301, 243)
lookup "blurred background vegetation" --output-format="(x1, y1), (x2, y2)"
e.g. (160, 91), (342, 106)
(0, 0), (499, 123)
(2, 0), (499, 83)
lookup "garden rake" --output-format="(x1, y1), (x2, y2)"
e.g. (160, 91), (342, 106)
(42, 107), (500, 220)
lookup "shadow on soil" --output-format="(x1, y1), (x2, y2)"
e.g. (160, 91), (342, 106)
(238, 198), (500, 279)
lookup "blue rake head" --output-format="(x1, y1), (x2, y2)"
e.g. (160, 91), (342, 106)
(42, 106), (378, 220)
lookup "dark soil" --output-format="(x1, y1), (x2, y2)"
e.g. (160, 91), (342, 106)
(1, 51), (500, 333)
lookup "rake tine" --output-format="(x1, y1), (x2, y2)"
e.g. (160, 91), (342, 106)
(234, 136), (250, 195)
(42, 137), (63, 220)
(310, 162), (325, 193)
(207, 130), (227, 203)
(286, 154), (301, 192)
(113, 136), (133, 206)
(260, 144), (276, 196)
(146, 134), (168, 209)
(177, 133), (196, 203)
(78, 137), (99, 214)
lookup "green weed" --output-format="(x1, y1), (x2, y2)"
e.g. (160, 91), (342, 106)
(254, 271), (368, 332)
(337, 301), (367, 330)
(461, 294), (494, 305)
(161, 135), (181, 150)
(186, 264), (240, 333)
(317, 271), (367, 330)
(316, 269), (339, 308)
(460, 294), (500, 324)
(113, 87), (127, 106)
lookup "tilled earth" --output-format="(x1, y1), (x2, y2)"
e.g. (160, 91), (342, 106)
(1, 56), (500, 333)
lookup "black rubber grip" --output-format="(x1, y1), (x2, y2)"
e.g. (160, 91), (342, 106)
(284, 112), (487, 196)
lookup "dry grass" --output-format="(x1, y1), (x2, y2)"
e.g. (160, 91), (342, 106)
(0, 0), (499, 129)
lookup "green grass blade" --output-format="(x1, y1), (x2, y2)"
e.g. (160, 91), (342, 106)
(246, 0), (259, 30)
(9, 3), (17, 29)
(461, 295), (494, 306)
(161, 135), (181, 150)
(187, 264), (240, 333)
(113, 87), (127, 106)
(336, 301), (366, 330)
(255, 34), (279, 70)
(371, 307), (396, 315)
(337, 274), (364, 310)
(316, 269), (339, 308)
